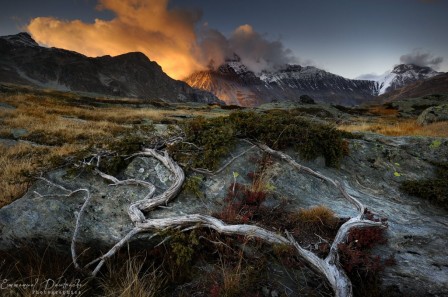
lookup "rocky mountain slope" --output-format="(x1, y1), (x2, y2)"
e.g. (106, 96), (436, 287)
(186, 55), (444, 107)
(364, 64), (441, 95)
(0, 33), (221, 104)
(261, 64), (378, 105)
(380, 72), (448, 101)
(185, 55), (378, 106)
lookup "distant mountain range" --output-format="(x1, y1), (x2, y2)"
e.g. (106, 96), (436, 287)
(0, 32), (445, 106)
(185, 54), (443, 106)
(0, 33), (222, 104)
(185, 55), (378, 106)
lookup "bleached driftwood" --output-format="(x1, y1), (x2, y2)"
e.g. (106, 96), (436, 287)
(68, 145), (385, 297)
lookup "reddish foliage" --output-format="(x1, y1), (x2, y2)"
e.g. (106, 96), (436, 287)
(338, 243), (384, 274)
(338, 227), (394, 276)
(348, 227), (387, 249)
(215, 182), (267, 224)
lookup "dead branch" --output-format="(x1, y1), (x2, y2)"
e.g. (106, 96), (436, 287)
(67, 144), (386, 297)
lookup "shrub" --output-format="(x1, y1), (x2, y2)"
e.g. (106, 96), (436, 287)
(229, 110), (347, 167)
(338, 223), (394, 297)
(168, 116), (235, 171)
(170, 110), (350, 171)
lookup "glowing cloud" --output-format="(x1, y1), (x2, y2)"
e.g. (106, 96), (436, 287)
(27, 0), (298, 79)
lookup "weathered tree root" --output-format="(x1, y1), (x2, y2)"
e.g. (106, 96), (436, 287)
(72, 146), (385, 297)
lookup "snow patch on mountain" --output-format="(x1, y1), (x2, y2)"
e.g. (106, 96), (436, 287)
(358, 64), (440, 95)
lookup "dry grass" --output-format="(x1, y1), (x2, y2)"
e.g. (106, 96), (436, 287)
(100, 256), (165, 297)
(366, 105), (399, 116)
(0, 90), (225, 207)
(296, 205), (339, 228)
(0, 243), (165, 297)
(1, 93), (223, 124)
(338, 119), (448, 137)
(0, 143), (87, 207)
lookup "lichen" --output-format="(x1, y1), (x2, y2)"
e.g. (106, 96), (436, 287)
(429, 139), (442, 149)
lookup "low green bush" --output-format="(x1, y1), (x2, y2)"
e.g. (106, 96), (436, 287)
(169, 110), (350, 170)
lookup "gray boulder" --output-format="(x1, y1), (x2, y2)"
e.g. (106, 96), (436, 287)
(417, 104), (448, 125)
(0, 134), (447, 296)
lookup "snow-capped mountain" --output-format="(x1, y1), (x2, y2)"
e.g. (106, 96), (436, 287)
(184, 55), (268, 106)
(0, 32), (222, 104)
(260, 65), (378, 105)
(185, 56), (378, 106)
(360, 64), (440, 95)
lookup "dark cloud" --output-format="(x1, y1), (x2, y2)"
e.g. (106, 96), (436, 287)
(198, 24), (300, 74)
(400, 50), (443, 69)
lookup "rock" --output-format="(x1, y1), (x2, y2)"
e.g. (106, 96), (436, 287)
(417, 104), (448, 125)
(0, 156), (211, 251)
(0, 138), (18, 147)
(11, 128), (28, 139)
(0, 102), (15, 109)
(0, 135), (447, 295)
(299, 94), (316, 104)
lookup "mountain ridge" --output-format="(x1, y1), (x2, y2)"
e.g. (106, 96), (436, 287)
(0, 32), (222, 104)
(1, 33), (443, 107)
(185, 56), (379, 106)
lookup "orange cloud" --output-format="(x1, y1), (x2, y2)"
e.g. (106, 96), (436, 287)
(27, 0), (298, 79)
(27, 0), (203, 79)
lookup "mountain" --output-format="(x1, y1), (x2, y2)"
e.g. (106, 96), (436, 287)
(185, 55), (270, 106)
(185, 55), (378, 106)
(0, 32), (222, 104)
(260, 65), (378, 105)
(379, 72), (448, 101)
(360, 64), (440, 95)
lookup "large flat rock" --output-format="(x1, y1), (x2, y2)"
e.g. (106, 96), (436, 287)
(0, 134), (447, 296)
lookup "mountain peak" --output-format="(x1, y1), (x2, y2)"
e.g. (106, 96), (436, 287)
(1, 32), (39, 47)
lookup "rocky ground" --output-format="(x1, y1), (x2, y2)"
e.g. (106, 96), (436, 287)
(1, 87), (447, 296)
(0, 131), (447, 296)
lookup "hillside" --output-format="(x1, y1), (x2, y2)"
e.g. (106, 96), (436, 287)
(0, 33), (222, 104)
(380, 73), (448, 102)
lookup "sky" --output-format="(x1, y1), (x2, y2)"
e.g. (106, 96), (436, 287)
(1, 0), (447, 79)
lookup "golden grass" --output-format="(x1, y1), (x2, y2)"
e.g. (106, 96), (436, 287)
(0, 143), (87, 207)
(1, 93), (223, 124)
(338, 119), (448, 137)
(0, 91), (226, 207)
(100, 256), (165, 297)
(366, 105), (399, 116)
(297, 205), (338, 228)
